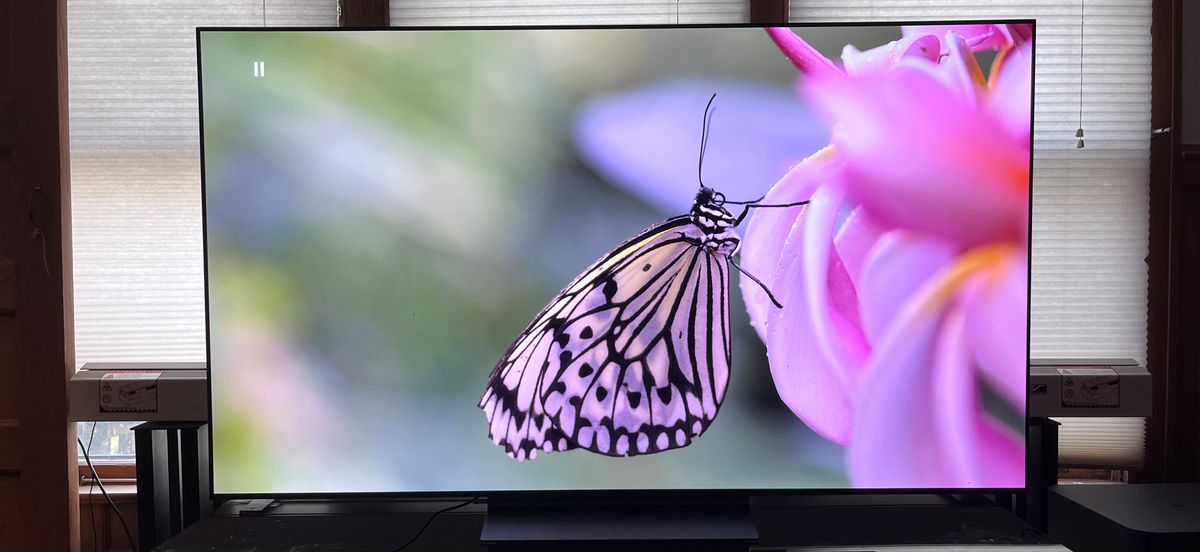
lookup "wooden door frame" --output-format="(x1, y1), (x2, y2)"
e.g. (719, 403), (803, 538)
(9, 0), (79, 550)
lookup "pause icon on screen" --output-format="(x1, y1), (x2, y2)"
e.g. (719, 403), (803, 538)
(253, 61), (266, 78)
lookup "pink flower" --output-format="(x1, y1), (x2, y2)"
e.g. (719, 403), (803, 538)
(744, 27), (1031, 487)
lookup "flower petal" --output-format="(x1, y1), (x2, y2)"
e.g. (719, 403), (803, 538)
(934, 31), (988, 106)
(932, 303), (1026, 488)
(764, 181), (867, 445)
(832, 205), (888, 304)
(848, 278), (952, 487)
(840, 33), (940, 75)
(805, 64), (1029, 246)
(849, 245), (1015, 487)
(1005, 24), (1034, 48)
(961, 248), (1029, 409)
(857, 230), (958, 344)
(765, 27), (842, 78)
(902, 24), (1013, 52)
(740, 146), (838, 340)
(987, 40), (1033, 149)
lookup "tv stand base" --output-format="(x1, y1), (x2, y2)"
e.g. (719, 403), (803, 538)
(480, 499), (756, 551)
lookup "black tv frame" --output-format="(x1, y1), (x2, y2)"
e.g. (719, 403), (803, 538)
(196, 20), (1036, 505)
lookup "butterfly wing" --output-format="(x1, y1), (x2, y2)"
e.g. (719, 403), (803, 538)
(479, 216), (734, 460)
(539, 224), (732, 457)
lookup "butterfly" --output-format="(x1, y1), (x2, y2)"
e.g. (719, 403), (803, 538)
(478, 95), (808, 461)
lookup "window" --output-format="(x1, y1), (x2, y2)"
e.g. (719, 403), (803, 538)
(76, 421), (138, 464)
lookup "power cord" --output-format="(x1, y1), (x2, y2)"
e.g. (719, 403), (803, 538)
(390, 496), (480, 552)
(84, 422), (98, 552)
(77, 434), (136, 550)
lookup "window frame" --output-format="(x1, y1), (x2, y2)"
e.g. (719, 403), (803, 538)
(1144, 0), (1199, 483)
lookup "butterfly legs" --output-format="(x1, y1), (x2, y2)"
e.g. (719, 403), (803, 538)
(679, 233), (786, 310)
(731, 199), (811, 227)
(728, 256), (784, 309)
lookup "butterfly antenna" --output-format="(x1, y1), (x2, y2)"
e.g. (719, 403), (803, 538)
(698, 93), (717, 190)
(727, 256), (784, 309)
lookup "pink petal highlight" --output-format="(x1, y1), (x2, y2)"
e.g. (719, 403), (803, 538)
(740, 146), (837, 340)
(763, 182), (865, 445)
(797, 183), (870, 387)
(840, 33), (941, 75)
(806, 65), (1029, 246)
(903, 24), (1014, 52)
(765, 27), (841, 78)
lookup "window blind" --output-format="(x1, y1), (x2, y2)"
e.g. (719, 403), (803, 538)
(389, 1), (749, 25)
(67, 1), (336, 366)
(790, 0), (1152, 469)
(1057, 417), (1146, 469)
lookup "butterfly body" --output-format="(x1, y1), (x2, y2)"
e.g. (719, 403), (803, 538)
(480, 186), (741, 461)
(688, 186), (741, 255)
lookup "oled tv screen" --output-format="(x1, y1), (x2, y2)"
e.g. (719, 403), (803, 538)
(200, 23), (1033, 495)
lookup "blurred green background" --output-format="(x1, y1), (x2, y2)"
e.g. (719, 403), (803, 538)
(201, 27), (901, 494)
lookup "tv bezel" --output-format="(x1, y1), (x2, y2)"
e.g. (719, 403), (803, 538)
(197, 19), (1036, 501)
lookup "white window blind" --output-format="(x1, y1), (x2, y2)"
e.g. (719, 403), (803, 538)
(389, 1), (749, 25)
(1057, 417), (1146, 469)
(67, 1), (336, 366)
(791, 0), (1153, 469)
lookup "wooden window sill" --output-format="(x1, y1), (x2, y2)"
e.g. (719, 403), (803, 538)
(80, 483), (137, 504)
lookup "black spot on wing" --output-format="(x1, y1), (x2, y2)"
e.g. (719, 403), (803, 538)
(602, 278), (618, 301)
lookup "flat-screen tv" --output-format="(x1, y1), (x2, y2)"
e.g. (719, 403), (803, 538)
(199, 22), (1033, 497)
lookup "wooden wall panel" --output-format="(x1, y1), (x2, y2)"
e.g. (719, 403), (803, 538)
(339, 0), (389, 27)
(0, 0), (19, 547)
(749, 0), (789, 24)
(0, 317), (16, 473)
(0, 477), (19, 546)
(79, 488), (137, 552)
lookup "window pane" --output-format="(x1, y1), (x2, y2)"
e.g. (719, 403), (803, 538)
(76, 421), (139, 463)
